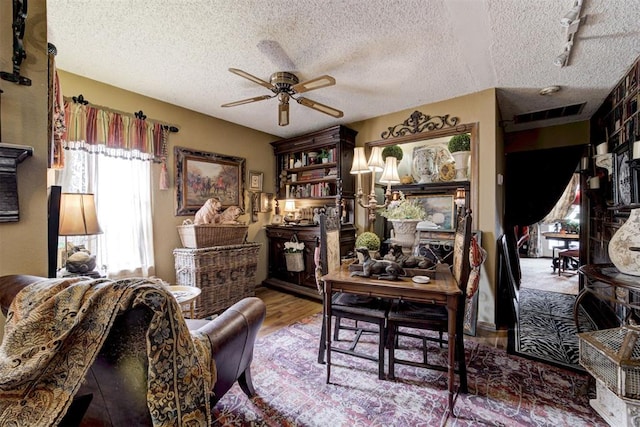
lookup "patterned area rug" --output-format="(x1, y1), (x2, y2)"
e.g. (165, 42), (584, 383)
(213, 314), (604, 426)
(515, 288), (593, 372)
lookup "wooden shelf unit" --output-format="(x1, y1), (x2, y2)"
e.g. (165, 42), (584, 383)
(264, 125), (357, 297)
(586, 55), (640, 266)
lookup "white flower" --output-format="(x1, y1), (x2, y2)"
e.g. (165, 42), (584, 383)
(284, 242), (305, 253)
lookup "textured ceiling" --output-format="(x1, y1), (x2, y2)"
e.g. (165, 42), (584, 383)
(47, 0), (640, 138)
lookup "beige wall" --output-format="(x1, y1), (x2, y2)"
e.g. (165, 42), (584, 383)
(0, 0), (49, 342)
(348, 89), (500, 328)
(56, 71), (278, 284)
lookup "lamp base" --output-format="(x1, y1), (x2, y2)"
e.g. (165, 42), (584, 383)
(57, 268), (104, 279)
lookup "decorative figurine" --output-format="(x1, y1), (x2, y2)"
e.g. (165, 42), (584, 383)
(350, 248), (405, 280)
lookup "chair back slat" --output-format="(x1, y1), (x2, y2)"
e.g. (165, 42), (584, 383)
(315, 211), (341, 293)
(452, 209), (473, 296)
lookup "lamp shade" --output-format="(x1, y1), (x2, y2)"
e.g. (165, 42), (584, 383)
(59, 193), (103, 236)
(367, 146), (385, 172)
(379, 156), (400, 184)
(350, 147), (370, 174)
(284, 200), (296, 213)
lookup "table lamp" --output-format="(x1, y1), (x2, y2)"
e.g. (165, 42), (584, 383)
(283, 199), (297, 224)
(454, 188), (466, 215)
(58, 193), (103, 274)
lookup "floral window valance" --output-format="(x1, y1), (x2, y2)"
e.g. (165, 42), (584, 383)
(60, 98), (170, 163)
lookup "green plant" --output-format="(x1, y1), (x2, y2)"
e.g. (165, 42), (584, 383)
(377, 191), (426, 220)
(318, 149), (330, 159)
(355, 231), (381, 251)
(448, 133), (471, 152)
(381, 145), (403, 162)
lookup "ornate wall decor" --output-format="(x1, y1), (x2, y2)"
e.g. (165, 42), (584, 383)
(0, 0), (31, 86)
(381, 111), (460, 139)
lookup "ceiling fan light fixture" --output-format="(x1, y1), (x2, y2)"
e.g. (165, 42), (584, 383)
(224, 68), (343, 125)
(539, 85), (561, 96)
(278, 93), (290, 126)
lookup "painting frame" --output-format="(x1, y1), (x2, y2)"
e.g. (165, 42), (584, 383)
(249, 170), (264, 192)
(174, 146), (245, 216)
(407, 194), (456, 230)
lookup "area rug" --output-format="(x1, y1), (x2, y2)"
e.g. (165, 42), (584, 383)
(515, 288), (593, 372)
(213, 314), (604, 426)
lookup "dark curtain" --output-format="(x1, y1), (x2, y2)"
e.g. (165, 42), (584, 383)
(504, 145), (585, 228)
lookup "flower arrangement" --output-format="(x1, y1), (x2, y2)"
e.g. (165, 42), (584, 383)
(284, 241), (305, 253)
(377, 191), (426, 220)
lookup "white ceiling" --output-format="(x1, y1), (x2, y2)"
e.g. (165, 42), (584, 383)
(47, 0), (640, 139)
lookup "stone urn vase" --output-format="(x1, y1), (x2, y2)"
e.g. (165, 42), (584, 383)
(389, 219), (421, 255)
(451, 151), (470, 180)
(608, 208), (640, 276)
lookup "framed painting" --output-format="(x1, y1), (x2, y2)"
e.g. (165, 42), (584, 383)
(175, 146), (245, 215)
(613, 143), (632, 207)
(407, 194), (456, 230)
(249, 171), (264, 192)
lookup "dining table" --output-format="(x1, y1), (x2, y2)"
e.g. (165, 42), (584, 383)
(542, 232), (580, 272)
(320, 263), (462, 416)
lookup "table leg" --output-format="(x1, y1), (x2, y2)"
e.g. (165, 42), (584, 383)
(446, 298), (457, 417)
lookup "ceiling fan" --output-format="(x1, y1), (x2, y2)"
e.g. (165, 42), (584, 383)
(221, 68), (343, 126)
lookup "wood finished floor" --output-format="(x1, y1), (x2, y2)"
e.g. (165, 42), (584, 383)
(254, 286), (508, 349)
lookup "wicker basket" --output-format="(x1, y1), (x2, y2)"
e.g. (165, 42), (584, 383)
(173, 243), (260, 318)
(177, 224), (248, 248)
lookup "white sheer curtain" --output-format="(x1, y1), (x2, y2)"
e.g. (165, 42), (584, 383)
(542, 173), (580, 224)
(56, 149), (155, 278)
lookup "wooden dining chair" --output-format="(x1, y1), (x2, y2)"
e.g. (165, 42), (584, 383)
(315, 211), (390, 380)
(386, 209), (473, 392)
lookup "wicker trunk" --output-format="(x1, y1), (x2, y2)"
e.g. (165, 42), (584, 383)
(173, 243), (260, 318)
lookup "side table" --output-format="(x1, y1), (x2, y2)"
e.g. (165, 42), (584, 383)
(167, 285), (201, 318)
(575, 264), (640, 331)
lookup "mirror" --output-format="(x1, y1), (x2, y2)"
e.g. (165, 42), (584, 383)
(365, 112), (479, 232)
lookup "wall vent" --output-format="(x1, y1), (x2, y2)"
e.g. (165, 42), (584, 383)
(513, 102), (586, 124)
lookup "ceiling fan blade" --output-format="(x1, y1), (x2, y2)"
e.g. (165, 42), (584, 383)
(278, 101), (290, 126)
(221, 95), (273, 108)
(292, 75), (336, 94)
(228, 68), (274, 90)
(296, 97), (344, 118)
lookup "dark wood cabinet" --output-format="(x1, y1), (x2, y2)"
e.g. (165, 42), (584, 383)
(264, 225), (323, 298)
(263, 125), (357, 298)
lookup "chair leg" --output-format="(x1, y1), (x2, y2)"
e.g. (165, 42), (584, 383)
(378, 320), (385, 380)
(455, 334), (468, 394)
(333, 316), (342, 341)
(318, 315), (327, 364)
(387, 324), (396, 380)
(238, 366), (256, 398)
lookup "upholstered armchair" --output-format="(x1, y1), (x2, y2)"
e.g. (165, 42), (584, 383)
(0, 275), (266, 426)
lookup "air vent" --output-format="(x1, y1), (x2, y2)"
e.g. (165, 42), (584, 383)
(513, 102), (586, 124)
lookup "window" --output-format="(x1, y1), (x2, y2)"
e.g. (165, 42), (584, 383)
(56, 149), (155, 278)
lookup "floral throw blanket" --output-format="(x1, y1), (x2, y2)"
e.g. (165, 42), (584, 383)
(0, 277), (216, 427)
